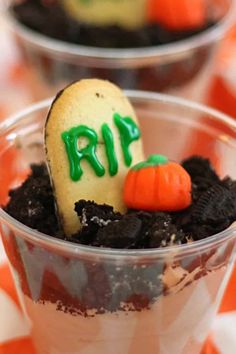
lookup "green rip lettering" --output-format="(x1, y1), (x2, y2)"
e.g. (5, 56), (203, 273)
(101, 123), (118, 176)
(61, 125), (105, 181)
(113, 112), (140, 166)
(61, 113), (141, 181)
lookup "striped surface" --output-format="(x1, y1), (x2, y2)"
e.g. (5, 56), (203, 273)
(1, 4), (236, 354)
(0, 253), (236, 354)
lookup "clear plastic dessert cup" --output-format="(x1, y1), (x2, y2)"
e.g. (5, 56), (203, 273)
(0, 92), (236, 354)
(4, 0), (236, 102)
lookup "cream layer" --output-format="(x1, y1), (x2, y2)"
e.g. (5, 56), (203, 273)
(24, 266), (226, 354)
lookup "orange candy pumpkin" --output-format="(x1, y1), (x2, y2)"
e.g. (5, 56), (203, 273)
(147, 0), (206, 31)
(124, 154), (191, 211)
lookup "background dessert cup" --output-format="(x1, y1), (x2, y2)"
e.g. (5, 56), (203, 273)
(0, 92), (236, 354)
(3, 0), (235, 102)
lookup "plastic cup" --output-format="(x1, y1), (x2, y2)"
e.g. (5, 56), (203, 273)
(3, 0), (236, 102)
(0, 92), (236, 354)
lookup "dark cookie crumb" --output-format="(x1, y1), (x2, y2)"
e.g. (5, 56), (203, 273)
(182, 156), (220, 201)
(128, 211), (188, 248)
(144, 213), (188, 248)
(73, 205), (187, 248)
(4, 164), (60, 236)
(73, 200), (121, 245)
(96, 215), (142, 249)
(167, 157), (236, 242)
(12, 0), (215, 49)
(182, 156), (219, 182)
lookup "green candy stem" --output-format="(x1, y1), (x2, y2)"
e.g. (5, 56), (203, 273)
(132, 154), (169, 171)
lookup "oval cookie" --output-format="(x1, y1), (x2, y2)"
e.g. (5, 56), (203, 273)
(45, 79), (144, 236)
(61, 0), (146, 29)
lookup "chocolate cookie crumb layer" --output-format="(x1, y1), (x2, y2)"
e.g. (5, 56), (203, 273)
(4, 156), (236, 249)
(12, 1), (215, 48)
(4, 164), (60, 237)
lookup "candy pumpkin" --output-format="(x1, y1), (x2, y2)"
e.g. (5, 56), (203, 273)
(124, 154), (191, 211)
(147, 0), (206, 31)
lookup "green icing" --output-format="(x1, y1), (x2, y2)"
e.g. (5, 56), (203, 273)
(61, 112), (141, 181)
(113, 112), (140, 167)
(101, 123), (118, 176)
(132, 154), (169, 171)
(61, 125), (105, 181)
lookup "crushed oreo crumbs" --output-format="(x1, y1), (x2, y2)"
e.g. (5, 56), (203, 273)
(4, 156), (236, 249)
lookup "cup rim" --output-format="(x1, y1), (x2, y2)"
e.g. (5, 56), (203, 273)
(4, 0), (236, 67)
(1, 90), (236, 259)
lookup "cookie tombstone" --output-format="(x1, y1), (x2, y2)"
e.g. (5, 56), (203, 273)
(61, 0), (146, 29)
(45, 79), (144, 236)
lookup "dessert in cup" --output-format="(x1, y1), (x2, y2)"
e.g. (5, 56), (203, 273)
(5, 0), (235, 101)
(0, 79), (236, 354)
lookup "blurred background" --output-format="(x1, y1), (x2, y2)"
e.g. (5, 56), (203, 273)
(1, 1), (236, 353)
(0, 0), (236, 117)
